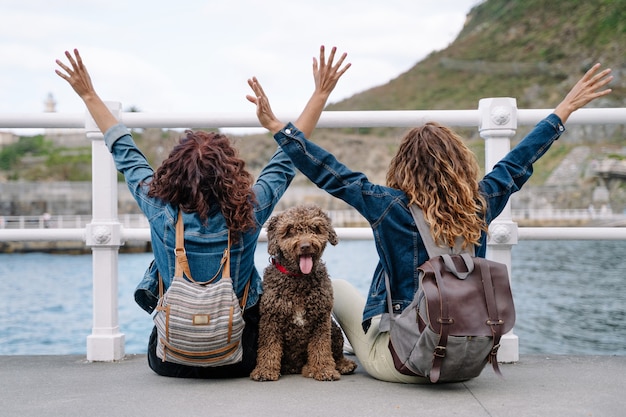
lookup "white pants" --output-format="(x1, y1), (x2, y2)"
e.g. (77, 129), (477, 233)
(332, 279), (428, 384)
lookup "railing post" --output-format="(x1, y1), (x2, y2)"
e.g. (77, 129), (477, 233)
(478, 97), (520, 363)
(85, 102), (125, 361)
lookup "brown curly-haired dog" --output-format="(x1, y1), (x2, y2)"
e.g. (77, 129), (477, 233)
(250, 204), (357, 381)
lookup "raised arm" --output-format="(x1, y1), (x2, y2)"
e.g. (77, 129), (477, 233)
(55, 49), (118, 133)
(247, 45), (351, 137)
(553, 63), (613, 124)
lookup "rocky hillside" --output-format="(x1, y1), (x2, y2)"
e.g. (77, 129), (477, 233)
(329, 0), (625, 114)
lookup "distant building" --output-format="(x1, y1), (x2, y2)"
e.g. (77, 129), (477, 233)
(43, 93), (87, 147)
(44, 92), (56, 113)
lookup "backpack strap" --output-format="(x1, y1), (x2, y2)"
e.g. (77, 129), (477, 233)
(174, 209), (191, 280)
(384, 273), (394, 317)
(175, 209), (226, 284)
(159, 209), (250, 310)
(384, 205), (476, 314)
(409, 204), (474, 257)
(429, 261), (452, 383)
(158, 210), (188, 301)
(477, 257), (505, 377)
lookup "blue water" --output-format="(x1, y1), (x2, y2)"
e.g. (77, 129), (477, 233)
(1, 240), (624, 356)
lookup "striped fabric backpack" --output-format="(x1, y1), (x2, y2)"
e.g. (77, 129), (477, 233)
(153, 211), (249, 367)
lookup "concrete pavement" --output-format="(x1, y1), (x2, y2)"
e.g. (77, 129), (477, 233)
(1, 354), (624, 417)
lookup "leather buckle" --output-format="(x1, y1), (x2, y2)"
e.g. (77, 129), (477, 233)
(434, 346), (446, 358)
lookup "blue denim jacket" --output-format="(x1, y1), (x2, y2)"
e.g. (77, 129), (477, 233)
(273, 114), (565, 327)
(102, 124), (295, 314)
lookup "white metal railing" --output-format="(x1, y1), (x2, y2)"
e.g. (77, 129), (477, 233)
(1, 102), (626, 363)
(2, 209), (624, 230)
(511, 208), (624, 222)
(0, 214), (150, 229)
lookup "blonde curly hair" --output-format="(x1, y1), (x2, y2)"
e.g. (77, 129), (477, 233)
(386, 122), (487, 249)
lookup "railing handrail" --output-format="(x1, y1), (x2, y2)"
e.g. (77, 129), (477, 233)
(0, 214), (150, 230)
(1, 209), (624, 230)
(3, 226), (626, 243)
(2, 107), (626, 130)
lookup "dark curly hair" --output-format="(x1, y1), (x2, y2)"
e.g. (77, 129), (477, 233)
(147, 130), (257, 236)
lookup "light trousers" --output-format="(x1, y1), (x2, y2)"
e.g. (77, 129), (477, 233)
(332, 279), (428, 384)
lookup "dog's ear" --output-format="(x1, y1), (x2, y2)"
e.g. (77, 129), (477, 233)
(323, 212), (339, 246)
(318, 208), (339, 246)
(266, 214), (281, 256)
(327, 224), (339, 246)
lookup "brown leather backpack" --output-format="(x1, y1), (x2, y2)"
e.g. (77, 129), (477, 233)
(385, 205), (516, 383)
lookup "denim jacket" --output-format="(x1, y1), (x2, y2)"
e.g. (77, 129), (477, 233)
(102, 124), (295, 314)
(273, 114), (565, 328)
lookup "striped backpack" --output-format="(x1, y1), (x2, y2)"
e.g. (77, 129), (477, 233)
(153, 210), (249, 367)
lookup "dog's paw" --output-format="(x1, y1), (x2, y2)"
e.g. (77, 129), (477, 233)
(314, 368), (342, 381)
(250, 367), (280, 382)
(302, 364), (341, 381)
(335, 357), (358, 375)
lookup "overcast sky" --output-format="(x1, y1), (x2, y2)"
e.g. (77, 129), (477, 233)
(1, 0), (481, 133)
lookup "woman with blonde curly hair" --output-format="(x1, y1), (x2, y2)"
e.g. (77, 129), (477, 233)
(249, 61), (612, 383)
(56, 45), (350, 378)
(386, 122), (488, 250)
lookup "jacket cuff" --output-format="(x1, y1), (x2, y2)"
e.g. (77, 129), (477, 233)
(103, 123), (131, 151)
(273, 122), (301, 145)
(545, 113), (566, 138)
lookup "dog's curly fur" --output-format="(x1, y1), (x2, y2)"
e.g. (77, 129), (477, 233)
(250, 204), (357, 381)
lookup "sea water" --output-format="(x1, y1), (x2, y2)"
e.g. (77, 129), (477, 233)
(0, 240), (624, 356)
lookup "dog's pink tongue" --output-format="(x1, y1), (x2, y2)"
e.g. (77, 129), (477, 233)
(299, 255), (313, 275)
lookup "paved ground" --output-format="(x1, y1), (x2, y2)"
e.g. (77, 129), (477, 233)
(1, 354), (624, 417)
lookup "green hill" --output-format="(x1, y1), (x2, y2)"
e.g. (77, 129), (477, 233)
(329, 0), (625, 113)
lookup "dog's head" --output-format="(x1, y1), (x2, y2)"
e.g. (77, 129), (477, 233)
(266, 204), (338, 276)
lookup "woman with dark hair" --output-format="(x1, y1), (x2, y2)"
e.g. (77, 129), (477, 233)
(148, 130), (258, 236)
(248, 62), (612, 383)
(56, 45), (350, 378)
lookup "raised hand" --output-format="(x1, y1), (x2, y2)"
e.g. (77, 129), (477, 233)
(246, 77), (284, 134)
(55, 49), (97, 101)
(247, 45), (350, 137)
(554, 63), (613, 123)
(289, 46), (350, 137)
(312, 45), (351, 99)
(55, 49), (118, 133)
